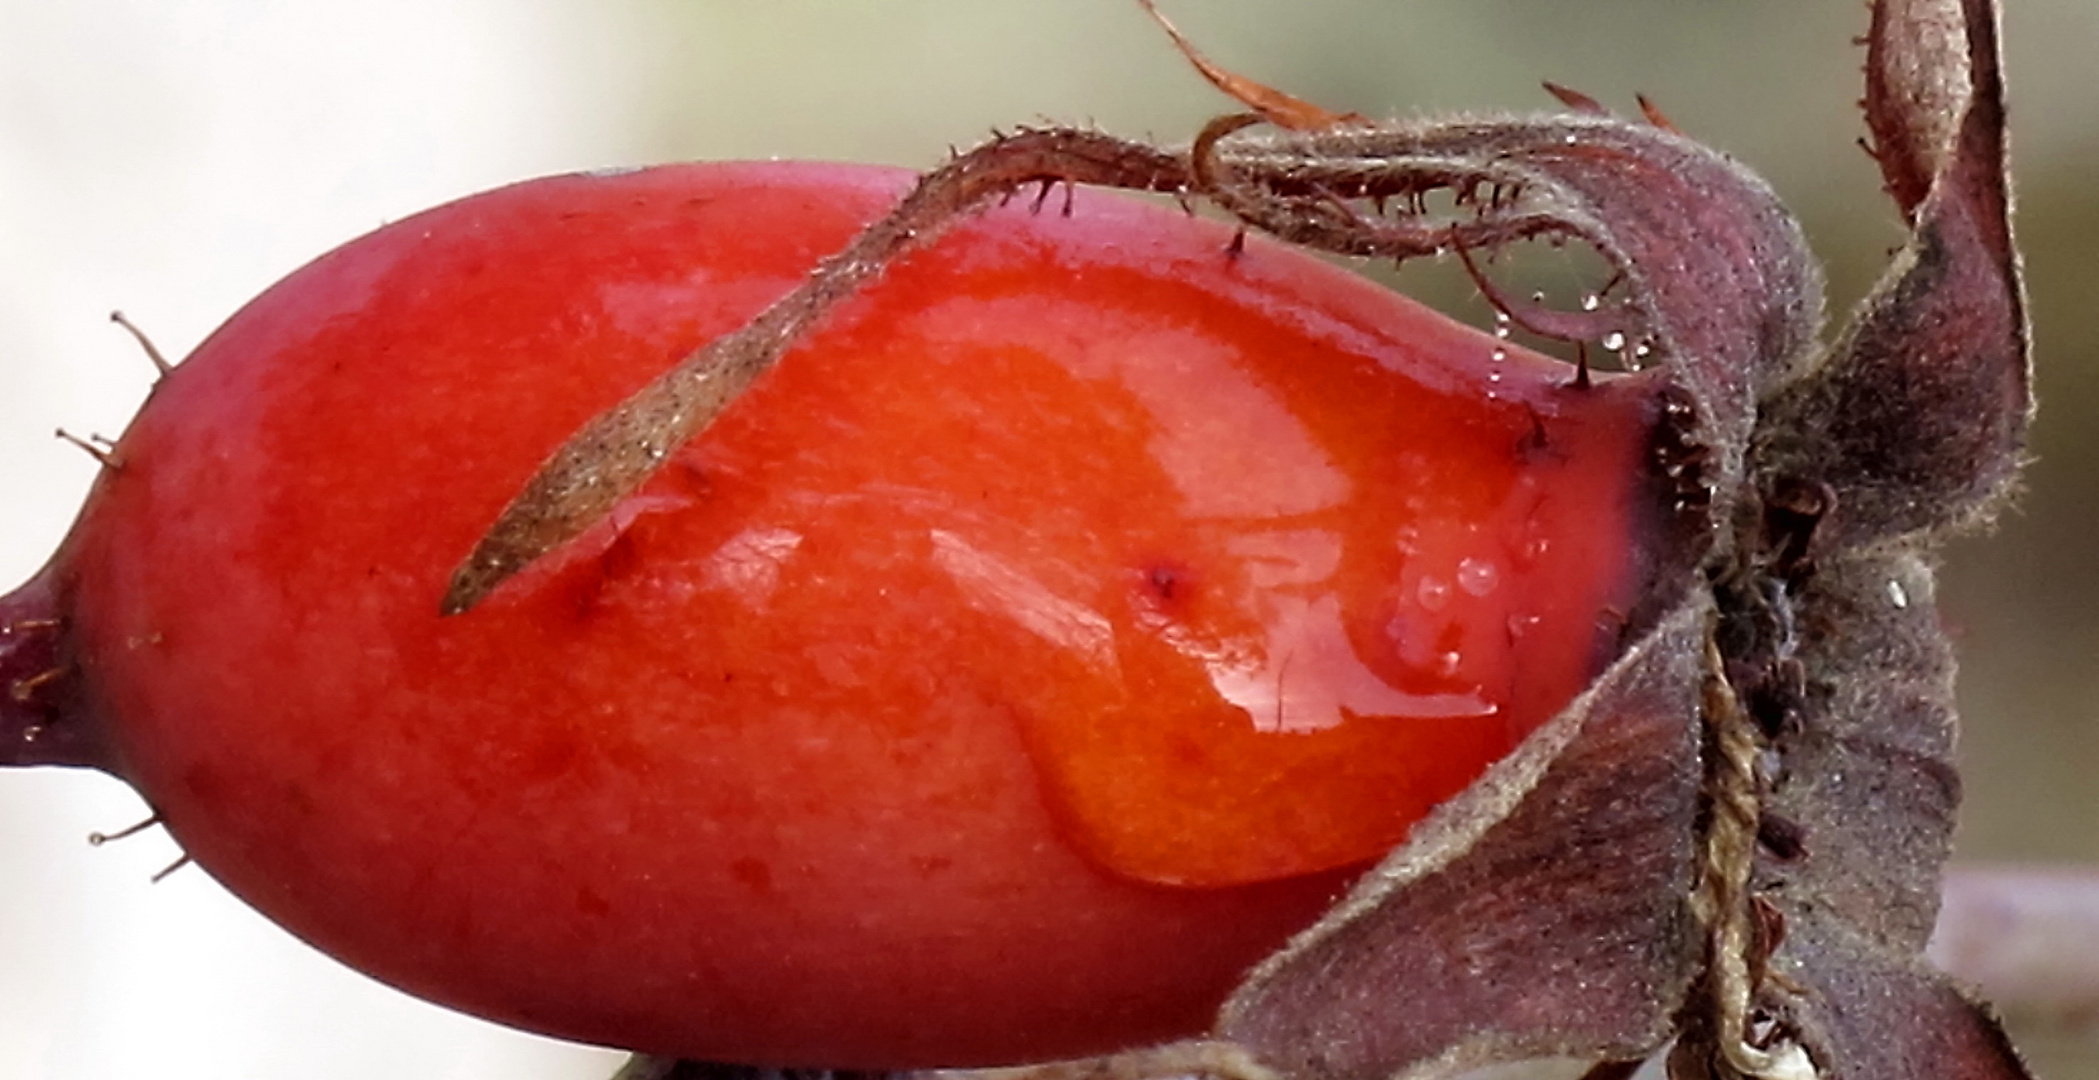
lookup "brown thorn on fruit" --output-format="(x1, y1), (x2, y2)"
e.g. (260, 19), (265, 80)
(88, 812), (165, 847)
(1225, 228), (1248, 259)
(1543, 81), (1610, 115)
(150, 852), (195, 884)
(1856, 134), (1883, 169)
(109, 310), (174, 376)
(8, 664), (64, 704)
(1574, 342), (1594, 390)
(54, 428), (122, 470)
(0, 575), (113, 772)
(441, 129), (1194, 615)
(1635, 93), (1682, 133)
(1136, 0), (1362, 132)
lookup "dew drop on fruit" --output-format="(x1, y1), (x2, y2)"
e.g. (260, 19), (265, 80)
(1456, 557), (1500, 598)
(1416, 574), (1452, 612)
(1601, 330), (1628, 352)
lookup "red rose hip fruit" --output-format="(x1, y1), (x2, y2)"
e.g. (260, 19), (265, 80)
(2, 162), (1659, 1066)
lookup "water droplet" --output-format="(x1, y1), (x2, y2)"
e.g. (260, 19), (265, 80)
(1416, 575), (1451, 612)
(1633, 342), (1652, 358)
(1563, 133), (1579, 145)
(1394, 526), (1420, 556)
(1580, 293), (1601, 312)
(1887, 579), (1910, 609)
(1601, 330), (1627, 351)
(1506, 613), (1542, 639)
(1434, 650), (1463, 678)
(1490, 347), (1507, 362)
(1487, 371), (1503, 384)
(1457, 558), (1500, 597)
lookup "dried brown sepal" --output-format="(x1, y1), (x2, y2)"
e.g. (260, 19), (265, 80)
(1134, 0), (1362, 132)
(1864, 0), (1987, 219)
(1764, 912), (2030, 1080)
(1218, 602), (1709, 1079)
(1758, 0), (2027, 544)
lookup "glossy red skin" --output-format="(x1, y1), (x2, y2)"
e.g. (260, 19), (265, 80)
(53, 163), (1655, 1066)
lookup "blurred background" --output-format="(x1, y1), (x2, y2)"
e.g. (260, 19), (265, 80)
(0, 1), (2092, 1077)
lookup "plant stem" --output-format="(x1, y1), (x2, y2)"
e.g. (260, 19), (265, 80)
(1934, 864), (2099, 1032)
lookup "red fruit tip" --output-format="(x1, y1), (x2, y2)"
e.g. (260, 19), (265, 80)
(0, 573), (112, 772)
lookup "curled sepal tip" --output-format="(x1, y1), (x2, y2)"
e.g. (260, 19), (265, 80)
(1760, 0), (2027, 545)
